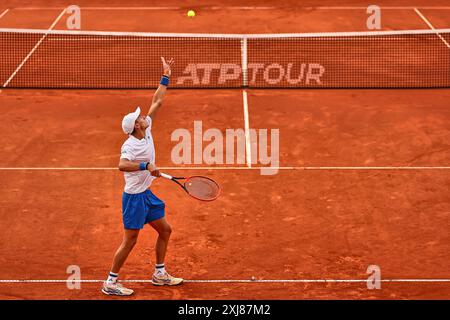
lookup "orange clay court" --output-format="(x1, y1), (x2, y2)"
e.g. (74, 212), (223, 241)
(0, 0), (449, 299)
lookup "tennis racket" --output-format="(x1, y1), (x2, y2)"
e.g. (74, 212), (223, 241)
(160, 173), (221, 201)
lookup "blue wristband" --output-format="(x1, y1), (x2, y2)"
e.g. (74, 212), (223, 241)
(160, 75), (170, 86)
(139, 162), (148, 170)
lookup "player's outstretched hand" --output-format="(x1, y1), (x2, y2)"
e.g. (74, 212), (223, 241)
(161, 57), (174, 77)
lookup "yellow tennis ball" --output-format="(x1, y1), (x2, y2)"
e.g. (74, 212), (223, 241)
(187, 10), (195, 17)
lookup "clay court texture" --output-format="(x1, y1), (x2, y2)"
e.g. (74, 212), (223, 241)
(0, 0), (449, 299)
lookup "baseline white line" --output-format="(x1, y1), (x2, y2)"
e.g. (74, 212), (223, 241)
(414, 8), (450, 49)
(210, 7), (275, 10)
(0, 8), (9, 19)
(242, 90), (252, 167)
(12, 6), (275, 10)
(74, 7), (181, 10)
(12, 7), (182, 10)
(2, 8), (66, 88)
(315, 6), (450, 10)
(0, 166), (450, 171)
(183, 279), (450, 283)
(0, 279), (449, 283)
(11, 6), (450, 10)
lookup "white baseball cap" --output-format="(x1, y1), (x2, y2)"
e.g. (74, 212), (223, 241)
(121, 107), (141, 134)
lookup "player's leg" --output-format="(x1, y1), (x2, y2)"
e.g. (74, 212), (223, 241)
(149, 217), (183, 286)
(102, 191), (148, 296)
(102, 229), (139, 296)
(149, 217), (172, 264)
(111, 229), (140, 273)
(145, 189), (183, 286)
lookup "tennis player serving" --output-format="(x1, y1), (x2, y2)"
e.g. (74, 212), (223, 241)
(102, 57), (182, 296)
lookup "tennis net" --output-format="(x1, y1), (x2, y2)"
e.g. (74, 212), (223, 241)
(1, 28), (449, 89)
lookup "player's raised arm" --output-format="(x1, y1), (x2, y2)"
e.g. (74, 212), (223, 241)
(147, 57), (174, 119)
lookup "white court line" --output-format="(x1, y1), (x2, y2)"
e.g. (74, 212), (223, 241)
(414, 8), (450, 49)
(12, 7), (182, 10)
(10, 6), (450, 10)
(12, 6), (275, 10)
(0, 8), (9, 19)
(0, 166), (450, 171)
(242, 90), (252, 167)
(72, 7), (181, 10)
(315, 6), (450, 10)
(0, 279), (449, 283)
(210, 7), (275, 10)
(2, 9), (66, 88)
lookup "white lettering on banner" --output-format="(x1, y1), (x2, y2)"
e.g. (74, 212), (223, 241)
(263, 63), (285, 84)
(218, 64), (242, 84)
(286, 63), (307, 84)
(197, 63), (221, 84)
(176, 63), (325, 86)
(176, 64), (200, 85)
(306, 63), (325, 85)
(248, 63), (265, 84)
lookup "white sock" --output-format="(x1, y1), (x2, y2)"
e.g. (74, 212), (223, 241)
(107, 272), (119, 284)
(155, 263), (166, 275)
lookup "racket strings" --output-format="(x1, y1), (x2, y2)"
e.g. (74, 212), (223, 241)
(185, 177), (220, 201)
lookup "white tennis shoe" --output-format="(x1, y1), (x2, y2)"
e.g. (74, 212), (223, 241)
(102, 282), (134, 296)
(151, 272), (184, 286)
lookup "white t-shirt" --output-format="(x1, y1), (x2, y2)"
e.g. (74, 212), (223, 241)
(120, 116), (156, 194)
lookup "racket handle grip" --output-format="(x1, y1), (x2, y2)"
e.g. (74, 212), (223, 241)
(160, 172), (173, 180)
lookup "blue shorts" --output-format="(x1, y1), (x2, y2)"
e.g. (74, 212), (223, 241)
(122, 189), (165, 229)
